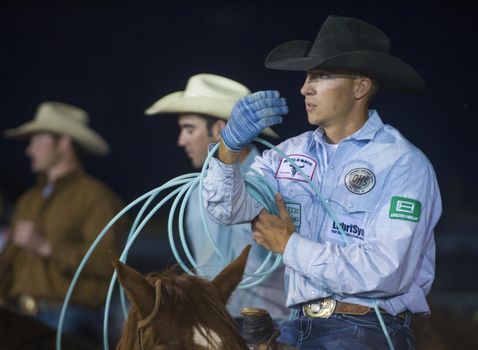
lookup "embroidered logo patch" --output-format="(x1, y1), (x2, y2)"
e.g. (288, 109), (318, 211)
(344, 168), (376, 194)
(285, 202), (301, 230)
(389, 196), (421, 222)
(275, 154), (317, 182)
(327, 218), (365, 242)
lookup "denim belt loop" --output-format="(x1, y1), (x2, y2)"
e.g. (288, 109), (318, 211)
(402, 310), (412, 327)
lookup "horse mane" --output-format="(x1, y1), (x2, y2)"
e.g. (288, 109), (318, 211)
(116, 303), (141, 349)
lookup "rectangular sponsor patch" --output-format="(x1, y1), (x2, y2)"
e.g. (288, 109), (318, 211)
(389, 196), (421, 222)
(285, 202), (301, 230)
(275, 154), (317, 182)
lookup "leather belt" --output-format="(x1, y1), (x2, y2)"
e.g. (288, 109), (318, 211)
(302, 298), (406, 319)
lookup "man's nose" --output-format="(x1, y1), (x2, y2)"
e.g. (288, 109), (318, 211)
(177, 131), (187, 147)
(25, 142), (33, 157)
(300, 77), (314, 96)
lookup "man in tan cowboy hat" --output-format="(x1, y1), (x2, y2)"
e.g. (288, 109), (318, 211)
(0, 101), (127, 344)
(202, 16), (442, 349)
(145, 73), (289, 328)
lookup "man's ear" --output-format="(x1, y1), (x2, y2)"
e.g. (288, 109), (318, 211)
(354, 77), (374, 100)
(57, 135), (74, 154)
(212, 119), (226, 142)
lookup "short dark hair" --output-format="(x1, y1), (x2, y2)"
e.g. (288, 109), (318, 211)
(326, 68), (379, 100)
(48, 132), (87, 160)
(198, 114), (225, 137)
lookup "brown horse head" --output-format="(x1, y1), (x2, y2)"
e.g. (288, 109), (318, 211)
(113, 245), (251, 350)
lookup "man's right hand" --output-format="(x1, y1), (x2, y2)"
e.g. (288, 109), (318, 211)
(12, 220), (52, 257)
(221, 90), (288, 152)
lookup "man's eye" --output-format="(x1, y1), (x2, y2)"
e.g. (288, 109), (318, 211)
(315, 72), (330, 79)
(307, 72), (330, 80)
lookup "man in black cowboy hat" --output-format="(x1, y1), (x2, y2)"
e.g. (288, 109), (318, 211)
(202, 15), (442, 348)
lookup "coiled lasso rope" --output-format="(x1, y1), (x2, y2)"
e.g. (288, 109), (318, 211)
(56, 137), (395, 350)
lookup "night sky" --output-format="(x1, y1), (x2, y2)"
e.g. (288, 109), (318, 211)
(1, 1), (477, 272)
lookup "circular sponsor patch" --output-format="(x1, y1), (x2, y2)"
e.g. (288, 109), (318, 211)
(344, 168), (376, 194)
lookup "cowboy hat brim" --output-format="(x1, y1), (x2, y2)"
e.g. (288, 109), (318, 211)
(265, 40), (425, 93)
(4, 120), (109, 155)
(145, 91), (279, 139)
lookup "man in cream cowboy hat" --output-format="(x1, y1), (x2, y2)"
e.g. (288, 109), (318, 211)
(146, 74), (289, 330)
(201, 16), (442, 349)
(0, 101), (126, 345)
(146, 73), (279, 168)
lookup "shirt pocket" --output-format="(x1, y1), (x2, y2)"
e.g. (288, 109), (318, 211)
(327, 186), (378, 244)
(330, 182), (379, 214)
(278, 180), (316, 238)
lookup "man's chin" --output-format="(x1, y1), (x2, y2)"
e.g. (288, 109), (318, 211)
(30, 165), (45, 174)
(191, 158), (207, 170)
(192, 162), (203, 170)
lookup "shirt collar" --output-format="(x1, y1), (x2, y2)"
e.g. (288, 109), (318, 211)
(37, 167), (85, 191)
(240, 145), (259, 170)
(349, 109), (384, 141)
(311, 109), (384, 147)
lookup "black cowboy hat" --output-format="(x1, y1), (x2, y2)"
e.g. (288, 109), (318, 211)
(265, 15), (425, 93)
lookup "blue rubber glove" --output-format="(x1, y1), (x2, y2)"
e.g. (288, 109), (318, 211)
(221, 90), (288, 151)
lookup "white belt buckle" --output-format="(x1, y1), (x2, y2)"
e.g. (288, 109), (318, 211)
(302, 298), (336, 318)
(18, 294), (38, 316)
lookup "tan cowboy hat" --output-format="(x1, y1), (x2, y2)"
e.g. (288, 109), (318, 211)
(4, 101), (109, 155)
(145, 73), (279, 138)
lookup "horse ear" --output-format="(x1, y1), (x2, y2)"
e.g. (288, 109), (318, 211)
(112, 257), (157, 319)
(212, 244), (251, 303)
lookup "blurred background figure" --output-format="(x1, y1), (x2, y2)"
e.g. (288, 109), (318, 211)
(0, 191), (13, 254)
(145, 73), (290, 327)
(0, 101), (127, 346)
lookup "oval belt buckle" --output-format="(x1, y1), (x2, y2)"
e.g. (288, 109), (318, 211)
(303, 298), (336, 318)
(18, 294), (38, 316)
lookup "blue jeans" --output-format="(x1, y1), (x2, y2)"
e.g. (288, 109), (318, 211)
(36, 304), (104, 345)
(277, 311), (415, 349)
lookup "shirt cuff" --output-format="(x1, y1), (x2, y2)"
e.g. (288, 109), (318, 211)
(283, 233), (326, 277)
(207, 156), (241, 179)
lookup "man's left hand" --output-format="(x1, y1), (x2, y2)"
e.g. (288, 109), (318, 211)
(252, 193), (295, 254)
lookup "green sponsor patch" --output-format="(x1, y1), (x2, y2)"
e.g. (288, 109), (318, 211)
(389, 196), (421, 222)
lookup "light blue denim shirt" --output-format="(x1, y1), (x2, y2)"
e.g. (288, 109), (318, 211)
(187, 146), (289, 320)
(203, 110), (442, 315)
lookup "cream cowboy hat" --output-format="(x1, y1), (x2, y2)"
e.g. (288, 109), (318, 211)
(145, 73), (279, 138)
(4, 101), (109, 155)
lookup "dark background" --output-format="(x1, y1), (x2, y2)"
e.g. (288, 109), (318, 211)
(1, 1), (477, 310)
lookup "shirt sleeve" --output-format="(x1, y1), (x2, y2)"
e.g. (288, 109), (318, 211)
(203, 157), (263, 225)
(283, 151), (442, 298)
